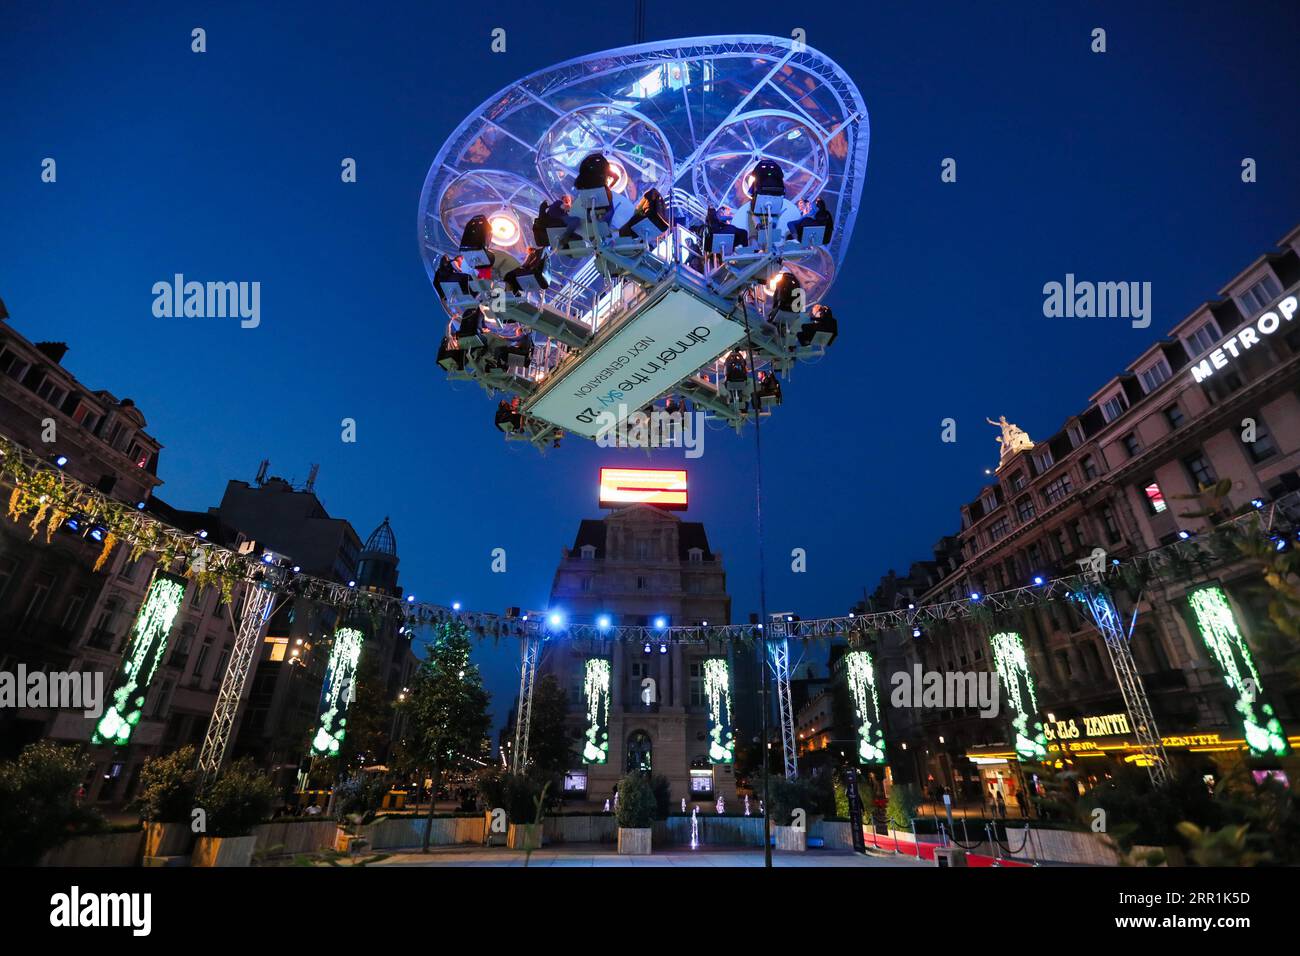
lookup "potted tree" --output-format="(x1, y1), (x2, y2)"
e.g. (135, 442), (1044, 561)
(193, 759), (276, 867)
(615, 772), (655, 855)
(134, 746), (199, 861)
(769, 777), (819, 851)
(504, 774), (548, 850)
(475, 768), (510, 846)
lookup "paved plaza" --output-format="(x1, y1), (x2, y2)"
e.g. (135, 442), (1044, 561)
(366, 845), (928, 867)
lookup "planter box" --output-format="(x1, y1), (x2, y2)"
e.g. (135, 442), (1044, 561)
(335, 831), (370, 856)
(252, 820), (337, 856)
(507, 823), (544, 850)
(143, 822), (193, 859)
(192, 835), (257, 868)
(617, 827), (653, 855)
(484, 811), (507, 846)
(774, 825), (807, 852)
(40, 830), (144, 867)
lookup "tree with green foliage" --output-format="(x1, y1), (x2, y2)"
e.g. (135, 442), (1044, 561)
(885, 783), (921, 831)
(401, 620), (491, 851)
(526, 674), (574, 777)
(0, 741), (100, 864)
(201, 758), (278, 837)
(133, 745), (199, 823)
(615, 772), (656, 829)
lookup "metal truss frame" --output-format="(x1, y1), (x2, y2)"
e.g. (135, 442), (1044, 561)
(196, 579), (278, 789)
(1077, 580), (1170, 788)
(767, 634), (798, 779)
(511, 633), (543, 772)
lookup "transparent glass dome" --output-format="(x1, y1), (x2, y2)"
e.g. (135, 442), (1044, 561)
(419, 36), (869, 319)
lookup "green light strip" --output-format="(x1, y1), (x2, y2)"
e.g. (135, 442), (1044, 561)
(704, 657), (735, 764)
(990, 631), (1047, 760)
(310, 626), (364, 756)
(1188, 585), (1287, 757)
(92, 572), (187, 746)
(845, 650), (886, 764)
(582, 657), (610, 764)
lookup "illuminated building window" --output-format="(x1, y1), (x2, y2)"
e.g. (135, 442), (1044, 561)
(690, 768), (714, 793)
(264, 636), (288, 662)
(563, 770), (588, 793)
(688, 661), (705, 707)
(1143, 481), (1167, 514)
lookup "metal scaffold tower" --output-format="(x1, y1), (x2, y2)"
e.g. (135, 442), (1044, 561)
(1079, 581), (1170, 788)
(768, 634), (798, 779)
(511, 633), (542, 772)
(196, 579), (277, 788)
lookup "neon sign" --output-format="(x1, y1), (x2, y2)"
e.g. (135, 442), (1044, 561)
(1189, 293), (1297, 384)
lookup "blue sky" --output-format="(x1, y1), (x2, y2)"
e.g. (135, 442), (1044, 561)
(3, 0), (1298, 728)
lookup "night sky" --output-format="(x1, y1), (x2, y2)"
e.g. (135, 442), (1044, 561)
(3, 1), (1299, 731)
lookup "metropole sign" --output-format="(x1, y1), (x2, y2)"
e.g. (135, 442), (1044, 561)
(1189, 292), (1297, 384)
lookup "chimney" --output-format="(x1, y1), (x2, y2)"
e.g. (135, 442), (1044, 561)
(35, 342), (69, 364)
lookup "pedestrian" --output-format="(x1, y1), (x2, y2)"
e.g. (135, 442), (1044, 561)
(1014, 789), (1028, 818)
(995, 790), (1006, 818)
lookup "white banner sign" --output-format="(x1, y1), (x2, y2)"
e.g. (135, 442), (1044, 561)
(526, 289), (746, 439)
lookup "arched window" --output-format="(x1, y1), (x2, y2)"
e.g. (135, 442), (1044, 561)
(626, 730), (652, 772)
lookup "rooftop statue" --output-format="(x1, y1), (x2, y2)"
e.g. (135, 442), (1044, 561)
(987, 415), (1034, 463)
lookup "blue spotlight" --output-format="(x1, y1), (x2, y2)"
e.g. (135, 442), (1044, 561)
(1032, 575), (1045, 587)
(597, 615), (611, 629)
(452, 601), (461, 610)
(654, 616), (667, 629)
(1251, 498), (1265, 509)
(54, 455), (69, 468)
(1177, 530), (1192, 540)
(969, 591), (981, 602)
(548, 611), (563, 627)
(407, 595), (416, 603)
(348, 580), (357, 587)
(643, 642), (652, 654)
(911, 627), (923, 638)
(659, 643), (668, 654)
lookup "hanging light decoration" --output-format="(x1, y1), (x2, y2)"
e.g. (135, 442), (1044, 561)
(582, 658), (611, 764)
(703, 658), (734, 763)
(990, 631), (1047, 760)
(845, 650), (886, 764)
(310, 626), (365, 756)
